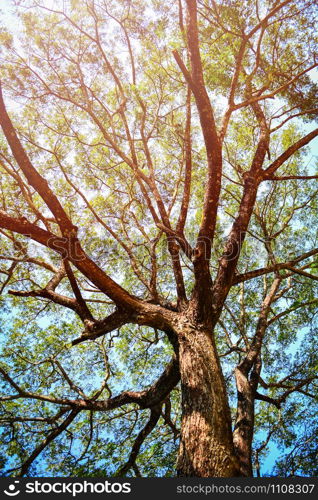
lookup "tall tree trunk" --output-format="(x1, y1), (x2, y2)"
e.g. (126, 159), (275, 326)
(232, 367), (255, 477)
(176, 323), (241, 477)
(232, 280), (280, 476)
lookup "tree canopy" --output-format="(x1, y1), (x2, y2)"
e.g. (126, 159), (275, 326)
(0, 0), (317, 477)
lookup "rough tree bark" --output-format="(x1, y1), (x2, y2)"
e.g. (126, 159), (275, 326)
(176, 321), (240, 476)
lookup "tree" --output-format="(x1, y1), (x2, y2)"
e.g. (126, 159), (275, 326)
(0, 0), (317, 477)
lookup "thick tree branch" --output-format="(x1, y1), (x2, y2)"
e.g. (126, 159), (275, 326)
(238, 278), (280, 375)
(0, 83), (76, 236)
(8, 288), (80, 314)
(263, 128), (318, 178)
(8, 261), (95, 323)
(0, 356), (180, 412)
(255, 392), (281, 409)
(174, 0), (222, 261)
(176, 87), (192, 235)
(63, 259), (94, 321)
(213, 86), (271, 313)
(0, 210), (154, 313)
(71, 309), (132, 345)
